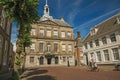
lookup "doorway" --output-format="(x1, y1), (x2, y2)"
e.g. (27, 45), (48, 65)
(47, 58), (51, 64)
(39, 56), (44, 65)
(55, 57), (58, 64)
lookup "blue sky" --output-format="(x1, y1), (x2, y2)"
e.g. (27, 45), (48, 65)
(11, 0), (120, 50)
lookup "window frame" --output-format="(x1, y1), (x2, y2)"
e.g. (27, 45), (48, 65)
(96, 51), (102, 61)
(110, 33), (116, 42)
(30, 57), (34, 63)
(30, 43), (35, 52)
(39, 29), (44, 37)
(61, 31), (65, 38)
(112, 48), (119, 60)
(39, 43), (44, 52)
(95, 39), (99, 46)
(103, 50), (109, 61)
(102, 37), (107, 44)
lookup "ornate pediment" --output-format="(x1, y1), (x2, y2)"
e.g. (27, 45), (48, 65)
(40, 20), (58, 26)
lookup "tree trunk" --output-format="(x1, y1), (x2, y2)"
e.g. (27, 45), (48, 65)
(22, 44), (26, 72)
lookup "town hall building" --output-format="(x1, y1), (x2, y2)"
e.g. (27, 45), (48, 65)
(25, 0), (75, 67)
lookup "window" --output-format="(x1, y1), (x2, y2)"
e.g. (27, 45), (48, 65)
(96, 51), (102, 61)
(89, 41), (93, 48)
(95, 39), (99, 46)
(112, 48), (119, 60)
(30, 43), (35, 52)
(85, 43), (88, 49)
(53, 31), (58, 38)
(46, 8), (48, 12)
(47, 43), (51, 52)
(54, 43), (58, 52)
(31, 29), (36, 36)
(90, 29), (95, 36)
(39, 29), (44, 37)
(39, 43), (44, 52)
(30, 57), (34, 63)
(68, 45), (72, 51)
(0, 35), (3, 64)
(61, 31), (65, 38)
(103, 50), (109, 61)
(67, 32), (71, 38)
(90, 28), (98, 36)
(102, 37), (107, 44)
(47, 30), (51, 37)
(116, 17), (120, 24)
(62, 44), (66, 51)
(110, 33), (116, 42)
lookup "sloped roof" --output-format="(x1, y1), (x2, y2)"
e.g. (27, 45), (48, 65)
(84, 13), (120, 43)
(37, 18), (72, 28)
(53, 19), (71, 27)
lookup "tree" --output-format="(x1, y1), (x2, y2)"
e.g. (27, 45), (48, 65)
(0, 0), (40, 71)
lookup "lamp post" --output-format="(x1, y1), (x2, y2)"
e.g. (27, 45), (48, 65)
(67, 56), (70, 67)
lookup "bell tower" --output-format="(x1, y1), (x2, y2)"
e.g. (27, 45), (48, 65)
(44, 0), (50, 17)
(41, 0), (53, 21)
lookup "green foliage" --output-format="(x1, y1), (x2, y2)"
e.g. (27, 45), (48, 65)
(1, 0), (39, 49)
(15, 56), (22, 67)
(1, 0), (40, 70)
(15, 56), (23, 74)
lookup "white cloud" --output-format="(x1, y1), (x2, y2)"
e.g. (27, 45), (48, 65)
(12, 42), (16, 52)
(73, 0), (83, 6)
(74, 8), (120, 30)
(67, 0), (97, 27)
(67, 10), (79, 26)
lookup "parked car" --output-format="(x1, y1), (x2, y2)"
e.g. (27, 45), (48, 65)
(115, 63), (120, 71)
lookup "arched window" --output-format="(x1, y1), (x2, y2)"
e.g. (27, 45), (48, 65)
(46, 8), (48, 12)
(39, 56), (44, 65)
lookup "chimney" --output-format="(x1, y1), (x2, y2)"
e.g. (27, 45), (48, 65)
(60, 17), (64, 21)
(77, 31), (81, 38)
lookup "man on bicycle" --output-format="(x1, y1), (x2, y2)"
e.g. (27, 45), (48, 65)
(90, 53), (98, 71)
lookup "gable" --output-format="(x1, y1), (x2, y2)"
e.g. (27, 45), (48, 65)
(40, 20), (58, 26)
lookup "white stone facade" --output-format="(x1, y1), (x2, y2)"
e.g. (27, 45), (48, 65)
(83, 26), (120, 65)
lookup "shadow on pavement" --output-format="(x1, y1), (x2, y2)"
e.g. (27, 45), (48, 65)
(21, 70), (48, 78)
(27, 75), (56, 80)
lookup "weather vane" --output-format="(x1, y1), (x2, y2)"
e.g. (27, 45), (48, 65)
(46, 0), (48, 5)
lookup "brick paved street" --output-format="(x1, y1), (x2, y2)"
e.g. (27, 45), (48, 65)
(21, 66), (120, 80)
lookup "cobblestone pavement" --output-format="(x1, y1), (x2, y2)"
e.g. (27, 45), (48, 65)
(21, 66), (120, 80)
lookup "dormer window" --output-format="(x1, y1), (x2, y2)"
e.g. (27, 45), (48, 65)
(90, 28), (98, 36)
(116, 17), (120, 24)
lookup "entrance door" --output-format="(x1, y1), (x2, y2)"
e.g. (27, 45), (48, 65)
(55, 57), (58, 64)
(40, 56), (44, 65)
(47, 58), (51, 64)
